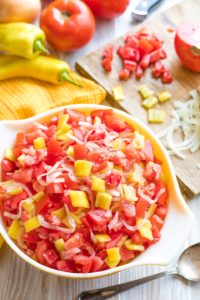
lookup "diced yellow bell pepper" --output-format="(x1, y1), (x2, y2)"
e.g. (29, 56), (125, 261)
(104, 257), (120, 268)
(112, 139), (126, 151)
(66, 146), (74, 157)
(9, 186), (23, 196)
(95, 192), (112, 210)
(93, 116), (101, 125)
(139, 84), (154, 99)
(132, 131), (145, 150)
(122, 184), (137, 202)
(124, 240), (145, 251)
(8, 220), (21, 240)
(24, 216), (40, 233)
(17, 154), (25, 166)
(4, 149), (15, 162)
(158, 91), (172, 103)
(34, 137), (46, 150)
(54, 238), (64, 251)
(32, 191), (45, 202)
(69, 190), (90, 208)
(52, 207), (66, 219)
(22, 202), (35, 214)
(57, 114), (70, 132)
(106, 247), (121, 262)
(56, 129), (73, 141)
(127, 164), (145, 186)
(0, 234), (4, 248)
(74, 160), (92, 177)
(95, 234), (111, 243)
(118, 235), (128, 247)
(62, 216), (71, 228)
(142, 96), (158, 109)
(112, 86), (124, 101)
(148, 109), (165, 124)
(146, 204), (157, 219)
(71, 213), (82, 225)
(137, 218), (153, 241)
(92, 176), (105, 192)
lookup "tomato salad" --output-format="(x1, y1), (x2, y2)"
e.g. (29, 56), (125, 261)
(0, 109), (168, 273)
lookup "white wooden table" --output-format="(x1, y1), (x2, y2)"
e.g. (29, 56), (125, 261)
(1, 1), (200, 299)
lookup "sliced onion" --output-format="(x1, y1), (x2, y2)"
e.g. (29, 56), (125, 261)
(152, 188), (166, 204)
(137, 189), (153, 204)
(61, 248), (81, 260)
(67, 133), (84, 144)
(106, 189), (121, 197)
(108, 211), (119, 231)
(122, 220), (137, 232)
(78, 121), (92, 128)
(33, 122), (48, 131)
(38, 215), (74, 234)
(89, 228), (96, 244)
(64, 204), (76, 229)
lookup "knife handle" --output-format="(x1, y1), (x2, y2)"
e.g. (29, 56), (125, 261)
(133, 0), (163, 18)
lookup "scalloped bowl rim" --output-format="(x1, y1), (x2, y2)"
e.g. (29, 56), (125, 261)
(0, 104), (194, 279)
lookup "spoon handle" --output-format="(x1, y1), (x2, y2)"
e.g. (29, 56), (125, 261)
(78, 270), (177, 300)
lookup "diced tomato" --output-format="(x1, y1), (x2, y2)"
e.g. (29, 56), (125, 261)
(35, 240), (49, 264)
(135, 65), (143, 79)
(87, 149), (108, 164)
(105, 170), (122, 188)
(131, 231), (148, 244)
(102, 46), (114, 60)
(43, 248), (59, 266)
(155, 180), (168, 205)
(1, 159), (16, 172)
(73, 254), (93, 273)
(125, 144), (142, 162)
(35, 195), (50, 214)
(45, 125), (56, 138)
(121, 201), (136, 218)
(90, 109), (113, 120)
(155, 205), (168, 219)
(136, 198), (149, 218)
(64, 232), (84, 251)
(46, 183), (64, 194)
(123, 60), (137, 72)
(140, 54), (151, 69)
(106, 233), (122, 248)
(92, 161), (107, 174)
(125, 34), (139, 48)
(10, 190), (28, 210)
(142, 140), (154, 162)
(117, 46), (136, 60)
(57, 260), (76, 272)
(91, 256), (104, 272)
(150, 49), (167, 63)
(73, 144), (87, 160)
(12, 168), (34, 183)
(104, 115), (128, 132)
(102, 57), (112, 72)
(119, 69), (131, 81)
(47, 139), (63, 156)
(162, 70), (173, 84)
(120, 245), (135, 262)
(63, 174), (79, 190)
(143, 162), (161, 181)
(66, 109), (86, 123)
(138, 39), (154, 56)
(86, 210), (111, 229)
(150, 214), (164, 231)
(49, 116), (58, 126)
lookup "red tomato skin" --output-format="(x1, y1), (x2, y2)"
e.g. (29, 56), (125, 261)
(12, 168), (34, 183)
(82, 0), (130, 19)
(135, 199), (149, 219)
(40, 0), (95, 51)
(1, 159), (16, 172)
(35, 195), (50, 215)
(73, 144), (87, 160)
(35, 240), (50, 264)
(175, 21), (200, 72)
(47, 139), (63, 156)
(120, 245), (135, 262)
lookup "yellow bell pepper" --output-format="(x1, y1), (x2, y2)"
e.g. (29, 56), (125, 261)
(52, 207), (66, 219)
(22, 202), (35, 214)
(17, 154), (26, 166)
(112, 86), (124, 101)
(4, 149), (15, 162)
(112, 139), (126, 151)
(32, 191), (45, 202)
(124, 240), (145, 251)
(158, 91), (172, 103)
(54, 238), (64, 251)
(56, 129), (73, 141)
(34, 137), (46, 150)
(91, 176), (105, 192)
(24, 216), (40, 233)
(148, 109), (165, 123)
(142, 96), (158, 109)
(127, 164), (145, 186)
(95, 192), (112, 210)
(139, 84), (154, 99)
(131, 131), (145, 150)
(104, 257), (120, 268)
(57, 114), (71, 134)
(69, 191), (90, 208)
(106, 247), (121, 262)
(74, 160), (92, 177)
(8, 220), (21, 240)
(95, 234), (111, 243)
(66, 146), (74, 157)
(146, 204), (157, 219)
(9, 186), (23, 196)
(122, 184), (137, 202)
(137, 218), (153, 241)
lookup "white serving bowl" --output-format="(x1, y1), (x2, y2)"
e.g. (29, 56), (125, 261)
(0, 104), (193, 279)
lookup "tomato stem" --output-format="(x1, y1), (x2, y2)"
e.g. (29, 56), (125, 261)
(59, 70), (82, 87)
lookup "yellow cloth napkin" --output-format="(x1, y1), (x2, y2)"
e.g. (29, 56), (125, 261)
(0, 72), (106, 120)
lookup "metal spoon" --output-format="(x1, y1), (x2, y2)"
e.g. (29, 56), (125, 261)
(78, 243), (200, 300)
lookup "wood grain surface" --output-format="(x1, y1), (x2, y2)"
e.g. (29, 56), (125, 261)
(76, 0), (200, 197)
(1, 1), (200, 300)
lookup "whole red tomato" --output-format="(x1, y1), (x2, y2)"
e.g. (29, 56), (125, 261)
(82, 0), (130, 19)
(40, 0), (95, 51)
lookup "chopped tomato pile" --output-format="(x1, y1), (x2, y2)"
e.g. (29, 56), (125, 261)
(0, 109), (168, 273)
(102, 31), (173, 84)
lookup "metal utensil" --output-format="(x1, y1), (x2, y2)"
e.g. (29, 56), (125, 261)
(132, 0), (164, 21)
(78, 243), (200, 300)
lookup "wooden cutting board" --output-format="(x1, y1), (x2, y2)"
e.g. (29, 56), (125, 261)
(76, 0), (200, 197)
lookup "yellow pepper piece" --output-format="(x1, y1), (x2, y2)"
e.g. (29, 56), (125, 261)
(54, 238), (64, 251)
(8, 220), (21, 240)
(74, 160), (92, 177)
(92, 176), (105, 192)
(56, 129), (73, 141)
(17, 154), (25, 166)
(132, 131), (145, 150)
(24, 216), (40, 233)
(137, 218), (153, 241)
(69, 190), (90, 208)
(34, 137), (46, 150)
(106, 247), (121, 262)
(52, 207), (66, 219)
(146, 204), (157, 219)
(148, 109), (165, 123)
(122, 184), (137, 202)
(139, 84), (154, 99)
(124, 240), (145, 251)
(158, 91), (172, 103)
(93, 116), (101, 125)
(4, 149), (15, 162)
(112, 86), (124, 101)
(112, 139), (126, 151)
(9, 186), (23, 196)
(57, 114), (71, 134)
(104, 257), (120, 268)
(71, 213), (82, 225)
(95, 192), (112, 210)
(142, 96), (158, 109)
(0, 234), (4, 248)
(95, 234), (111, 243)
(118, 235), (128, 247)
(127, 164), (145, 186)
(66, 146), (74, 157)
(22, 202), (35, 214)
(32, 191), (45, 202)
